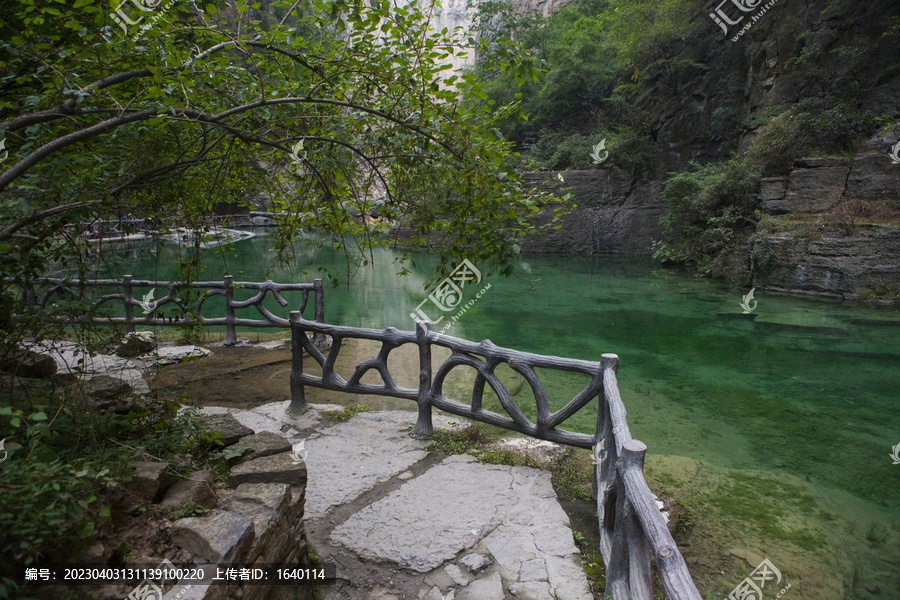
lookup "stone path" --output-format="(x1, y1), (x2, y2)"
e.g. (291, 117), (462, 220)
(198, 401), (595, 600)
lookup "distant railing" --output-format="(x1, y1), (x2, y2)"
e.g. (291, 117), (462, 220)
(9, 276), (325, 346)
(289, 315), (701, 600)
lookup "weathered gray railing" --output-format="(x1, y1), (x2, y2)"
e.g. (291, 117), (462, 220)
(288, 314), (701, 600)
(10, 276), (325, 345)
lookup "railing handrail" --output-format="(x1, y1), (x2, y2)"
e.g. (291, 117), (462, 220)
(5, 275), (325, 345)
(288, 314), (701, 600)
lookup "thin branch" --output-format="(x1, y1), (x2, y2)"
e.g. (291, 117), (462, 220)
(0, 200), (103, 242)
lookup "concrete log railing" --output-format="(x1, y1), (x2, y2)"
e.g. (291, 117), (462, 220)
(8, 276), (325, 345)
(289, 315), (701, 600)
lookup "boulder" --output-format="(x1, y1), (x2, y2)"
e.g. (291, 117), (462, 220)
(229, 432), (293, 465)
(222, 483), (292, 562)
(0, 349), (57, 379)
(205, 413), (254, 447)
(84, 375), (132, 400)
(117, 331), (156, 357)
(846, 153), (900, 204)
(171, 510), (254, 563)
(162, 470), (217, 511)
(129, 461), (171, 501)
(143, 345), (212, 366)
(229, 452), (307, 488)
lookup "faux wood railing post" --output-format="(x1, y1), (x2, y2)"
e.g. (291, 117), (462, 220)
(313, 278), (326, 346)
(606, 477), (630, 600)
(620, 439), (702, 600)
(123, 275), (135, 333)
(620, 440), (653, 600)
(591, 357), (606, 500)
(289, 312), (308, 413)
(410, 320), (434, 439)
(223, 275), (237, 345)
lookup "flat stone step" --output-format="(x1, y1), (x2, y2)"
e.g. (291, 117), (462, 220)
(208, 402), (593, 600)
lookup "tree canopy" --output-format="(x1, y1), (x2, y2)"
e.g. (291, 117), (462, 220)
(0, 0), (568, 287)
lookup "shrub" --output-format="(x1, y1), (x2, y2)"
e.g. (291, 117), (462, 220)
(808, 104), (883, 152)
(745, 109), (810, 175)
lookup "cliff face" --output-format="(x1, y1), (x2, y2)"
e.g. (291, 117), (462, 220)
(520, 171), (670, 255)
(511, 0), (900, 299)
(752, 227), (900, 301)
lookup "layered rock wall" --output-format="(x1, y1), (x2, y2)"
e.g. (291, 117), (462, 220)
(519, 170), (669, 255)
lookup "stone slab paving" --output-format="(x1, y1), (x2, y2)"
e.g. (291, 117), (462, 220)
(197, 401), (594, 600)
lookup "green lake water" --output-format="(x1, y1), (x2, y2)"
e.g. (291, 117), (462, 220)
(92, 232), (900, 599)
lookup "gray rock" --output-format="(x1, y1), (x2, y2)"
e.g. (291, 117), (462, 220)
(443, 564), (469, 586)
(423, 568), (456, 593)
(0, 349), (57, 379)
(752, 227), (900, 297)
(763, 166), (849, 214)
(301, 412), (432, 519)
(117, 331), (157, 357)
(420, 587), (449, 600)
(130, 461), (170, 500)
(460, 553), (491, 573)
(161, 565), (226, 600)
(532, 522), (579, 556)
(485, 534), (538, 581)
(222, 483), (291, 562)
(846, 153), (900, 204)
(206, 413), (254, 446)
(142, 345), (211, 365)
(546, 555), (593, 599)
(508, 581), (552, 600)
(759, 176), (787, 201)
(519, 558), (548, 582)
(794, 157), (848, 169)
(229, 432), (293, 464)
(455, 572), (504, 600)
(229, 452), (307, 488)
(171, 510), (254, 563)
(84, 375), (132, 400)
(330, 455), (517, 573)
(162, 470), (217, 511)
(518, 170), (668, 255)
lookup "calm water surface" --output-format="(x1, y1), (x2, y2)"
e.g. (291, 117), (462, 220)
(94, 233), (900, 598)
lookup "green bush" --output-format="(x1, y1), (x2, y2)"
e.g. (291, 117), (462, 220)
(656, 158), (761, 274)
(745, 109), (810, 175)
(808, 104), (883, 152)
